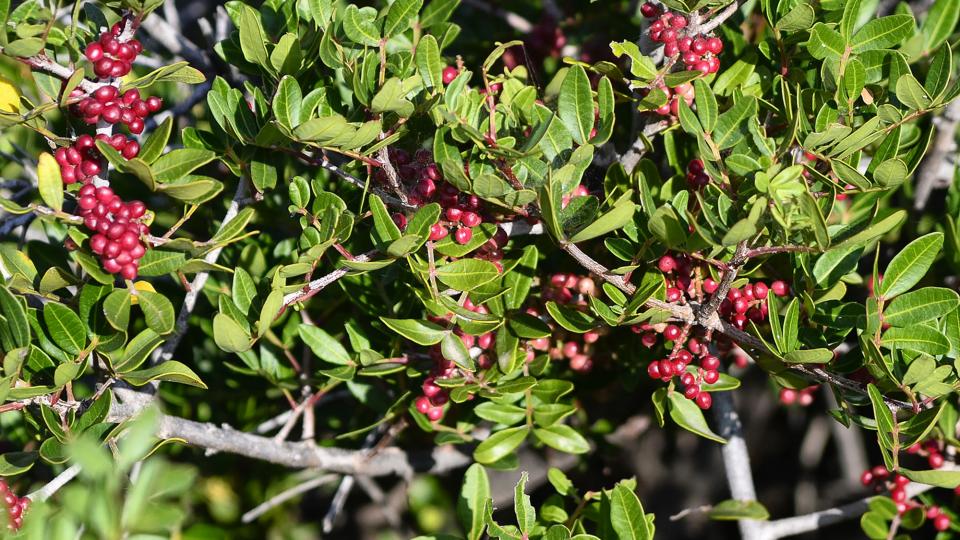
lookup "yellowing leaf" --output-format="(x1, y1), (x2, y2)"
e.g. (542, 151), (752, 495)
(37, 152), (63, 212)
(130, 281), (157, 305)
(0, 77), (20, 112)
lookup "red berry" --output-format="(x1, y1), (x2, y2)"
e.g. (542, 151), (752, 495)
(454, 227), (473, 245)
(659, 359), (675, 379)
(694, 61), (711, 74)
(663, 324), (681, 341)
(771, 280), (789, 296)
(703, 369), (719, 384)
(706, 37), (724, 55)
(128, 118), (144, 134)
(415, 396), (431, 414)
(122, 141), (140, 159)
(671, 15), (687, 28)
(85, 42), (104, 62)
(692, 38), (708, 55)
(442, 66), (458, 85)
(101, 104), (121, 123)
(678, 36), (693, 53)
(461, 211), (481, 227)
(860, 470), (874, 486)
(119, 264), (138, 280)
(640, 2), (658, 17)
(103, 37), (120, 55)
(661, 28), (677, 43)
(929, 452), (945, 469)
(935, 514), (951, 531)
(427, 407), (444, 422)
(94, 58), (114, 78)
(682, 52), (700, 66)
(658, 255), (677, 273)
(445, 207), (463, 223)
(103, 258), (122, 273)
(145, 96), (163, 112)
(117, 43), (136, 61)
(684, 385), (700, 399)
(695, 392), (712, 409)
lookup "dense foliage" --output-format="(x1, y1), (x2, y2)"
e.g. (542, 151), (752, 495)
(2, 0), (960, 538)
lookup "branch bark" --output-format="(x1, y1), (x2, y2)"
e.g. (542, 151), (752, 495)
(913, 99), (960, 211)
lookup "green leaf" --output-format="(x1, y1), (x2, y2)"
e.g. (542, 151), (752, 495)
(137, 250), (188, 277)
(416, 35), (443, 89)
(43, 303), (85, 355)
(900, 468), (960, 488)
(441, 332), (475, 371)
(3, 38), (44, 57)
(436, 259), (501, 291)
(0, 452), (37, 476)
(609, 483), (654, 540)
(851, 15), (914, 53)
(36, 152), (62, 212)
(533, 425), (590, 454)
(668, 391), (726, 443)
(152, 148), (216, 182)
(122, 360), (207, 388)
(922, 0), (960, 52)
(384, 0), (423, 37)
(783, 348), (834, 363)
(884, 287), (960, 326)
(896, 74), (933, 111)
(558, 65), (593, 145)
(808, 24), (845, 60)
(514, 472), (535, 534)
(298, 326), (351, 365)
(694, 79), (717, 132)
(371, 77), (415, 117)
(458, 464), (490, 540)
(475, 402), (527, 425)
(925, 43), (952, 100)
(474, 426), (529, 464)
(137, 291), (175, 335)
(545, 302), (596, 333)
(114, 329), (162, 372)
(103, 289), (131, 331)
(213, 313), (253, 353)
(273, 76), (302, 130)
(139, 116), (173, 163)
(381, 318), (447, 345)
(879, 232), (943, 298)
(237, 4), (270, 70)
(867, 383), (896, 452)
(882, 326), (950, 355)
(707, 500), (770, 521)
(570, 201), (636, 243)
(343, 5), (382, 47)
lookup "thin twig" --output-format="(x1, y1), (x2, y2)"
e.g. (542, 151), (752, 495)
(241, 473), (339, 523)
(153, 177), (250, 364)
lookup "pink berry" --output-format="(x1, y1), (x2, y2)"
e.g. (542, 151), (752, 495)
(454, 227), (472, 245)
(442, 66), (458, 84)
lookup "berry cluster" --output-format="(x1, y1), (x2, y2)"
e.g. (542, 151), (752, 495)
(907, 439), (948, 470)
(530, 274), (603, 373)
(0, 480), (28, 531)
(645, 335), (720, 409)
(85, 23), (143, 79)
(641, 2), (723, 74)
(384, 148), (487, 246)
(860, 466), (952, 531)
(636, 252), (790, 409)
(416, 299), (495, 422)
(651, 82), (696, 117)
(658, 252), (789, 330)
(55, 133), (139, 185)
(685, 158), (709, 189)
(70, 86), (161, 134)
(76, 185), (149, 280)
(778, 385), (817, 406)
